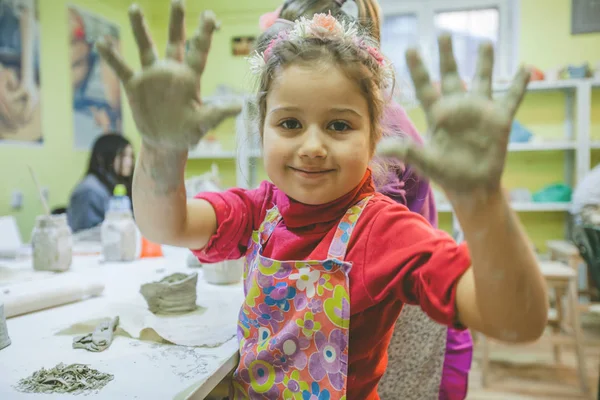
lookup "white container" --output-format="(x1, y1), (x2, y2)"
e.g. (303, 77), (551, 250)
(203, 260), (243, 284)
(101, 210), (137, 262)
(31, 214), (72, 272)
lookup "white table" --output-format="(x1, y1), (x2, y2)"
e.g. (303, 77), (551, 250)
(0, 246), (241, 399)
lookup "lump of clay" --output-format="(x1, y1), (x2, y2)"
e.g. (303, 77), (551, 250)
(140, 272), (198, 314)
(17, 363), (113, 394)
(73, 317), (119, 352)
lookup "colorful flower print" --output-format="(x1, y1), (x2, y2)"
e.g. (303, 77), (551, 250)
(308, 329), (348, 391)
(253, 303), (284, 331)
(239, 350), (284, 399)
(264, 282), (297, 312)
(258, 258), (283, 276)
(316, 274), (334, 296)
(296, 312), (322, 338)
(257, 327), (271, 352)
(294, 291), (308, 311)
(283, 370), (310, 400)
(271, 324), (311, 370)
(245, 276), (262, 307)
(308, 298), (323, 313)
(274, 261), (294, 279)
(289, 268), (321, 298)
(323, 285), (350, 328)
(302, 381), (331, 400)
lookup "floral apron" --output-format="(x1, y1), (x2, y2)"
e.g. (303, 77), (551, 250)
(231, 196), (372, 400)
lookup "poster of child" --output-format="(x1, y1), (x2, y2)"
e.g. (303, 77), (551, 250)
(0, 0), (42, 144)
(69, 5), (122, 150)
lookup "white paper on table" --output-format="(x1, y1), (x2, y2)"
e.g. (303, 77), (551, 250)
(62, 291), (244, 348)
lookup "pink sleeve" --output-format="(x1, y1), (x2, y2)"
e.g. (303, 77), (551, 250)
(190, 181), (274, 263)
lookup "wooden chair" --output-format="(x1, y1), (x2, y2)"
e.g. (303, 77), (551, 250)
(480, 260), (590, 398)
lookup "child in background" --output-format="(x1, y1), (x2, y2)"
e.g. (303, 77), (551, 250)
(98, 2), (548, 399)
(259, 1), (471, 398)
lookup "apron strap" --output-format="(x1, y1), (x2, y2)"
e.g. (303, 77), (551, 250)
(327, 195), (373, 261)
(257, 206), (283, 247)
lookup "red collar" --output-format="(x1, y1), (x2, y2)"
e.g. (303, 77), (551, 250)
(273, 169), (375, 229)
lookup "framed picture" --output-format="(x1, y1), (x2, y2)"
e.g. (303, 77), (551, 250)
(572, 0), (600, 35)
(231, 36), (256, 57)
(0, 0), (43, 146)
(68, 5), (122, 150)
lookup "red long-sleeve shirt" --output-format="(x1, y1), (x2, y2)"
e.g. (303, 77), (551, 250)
(192, 173), (470, 399)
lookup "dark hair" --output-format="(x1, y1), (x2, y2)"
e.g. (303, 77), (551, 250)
(86, 133), (133, 198)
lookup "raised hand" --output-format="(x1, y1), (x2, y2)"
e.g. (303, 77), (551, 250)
(96, 0), (242, 150)
(377, 35), (530, 196)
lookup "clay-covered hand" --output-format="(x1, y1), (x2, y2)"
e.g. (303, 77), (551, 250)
(96, 1), (242, 150)
(377, 35), (530, 196)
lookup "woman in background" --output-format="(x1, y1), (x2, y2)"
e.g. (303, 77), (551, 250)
(258, 1), (473, 399)
(67, 133), (134, 232)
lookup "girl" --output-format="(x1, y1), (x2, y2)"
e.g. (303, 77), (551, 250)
(97, 3), (548, 399)
(258, 1), (471, 398)
(67, 133), (134, 232)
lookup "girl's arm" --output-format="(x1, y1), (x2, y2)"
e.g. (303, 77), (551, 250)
(96, 3), (241, 248)
(377, 35), (548, 343)
(453, 189), (547, 343)
(133, 143), (217, 249)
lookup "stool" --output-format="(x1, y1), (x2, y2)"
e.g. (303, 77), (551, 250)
(547, 240), (591, 298)
(480, 261), (590, 398)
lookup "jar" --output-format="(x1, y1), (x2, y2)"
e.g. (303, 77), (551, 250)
(101, 210), (137, 262)
(31, 214), (72, 272)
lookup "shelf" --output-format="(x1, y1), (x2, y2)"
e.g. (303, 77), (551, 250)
(508, 141), (576, 152)
(437, 202), (571, 213)
(493, 79), (579, 93)
(591, 141), (600, 150)
(188, 150), (237, 159)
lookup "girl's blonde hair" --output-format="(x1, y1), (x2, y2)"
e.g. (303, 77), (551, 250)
(253, 14), (392, 154)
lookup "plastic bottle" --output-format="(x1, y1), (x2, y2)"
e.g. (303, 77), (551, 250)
(101, 184), (137, 262)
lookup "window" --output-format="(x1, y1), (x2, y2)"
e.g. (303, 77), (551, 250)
(380, 0), (517, 105)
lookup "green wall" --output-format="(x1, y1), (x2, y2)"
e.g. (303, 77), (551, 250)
(0, 0), (139, 238)
(2, 0), (599, 250)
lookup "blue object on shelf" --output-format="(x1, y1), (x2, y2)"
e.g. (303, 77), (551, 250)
(509, 121), (533, 143)
(532, 184), (572, 203)
(567, 64), (591, 79)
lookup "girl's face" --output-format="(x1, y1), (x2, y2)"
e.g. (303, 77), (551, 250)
(114, 144), (134, 177)
(263, 63), (372, 205)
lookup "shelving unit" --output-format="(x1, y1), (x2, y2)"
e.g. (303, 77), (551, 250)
(443, 79), (598, 241)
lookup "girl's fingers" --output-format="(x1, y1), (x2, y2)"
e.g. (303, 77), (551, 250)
(438, 35), (463, 95)
(97, 38), (134, 83)
(406, 49), (439, 114)
(166, 0), (186, 61)
(471, 42), (494, 98)
(129, 4), (157, 67)
(186, 10), (219, 77)
(501, 66), (531, 119)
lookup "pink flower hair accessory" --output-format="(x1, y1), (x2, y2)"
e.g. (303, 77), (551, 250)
(248, 12), (393, 79)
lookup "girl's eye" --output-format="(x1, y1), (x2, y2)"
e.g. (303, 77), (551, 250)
(328, 121), (351, 132)
(280, 119), (302, 130)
